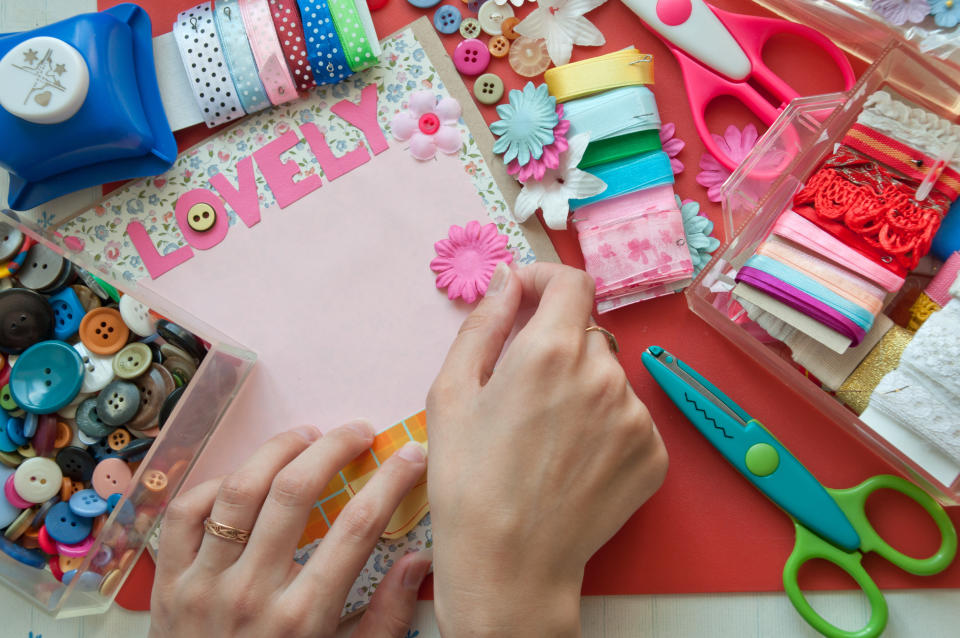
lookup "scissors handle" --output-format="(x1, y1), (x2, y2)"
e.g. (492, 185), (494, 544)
(830, 474), (958, 575)
(784, 522), (888, 638)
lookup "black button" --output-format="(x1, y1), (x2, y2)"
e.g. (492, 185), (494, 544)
(157, 320), (205, 361)
(158, 385), (186, 428)
(56, 446), (96, 482)
(0, 223), (24, 263)
(116, 437), (153, 460)
(0, 288), (54, 353)
(96, 380), (141, 427)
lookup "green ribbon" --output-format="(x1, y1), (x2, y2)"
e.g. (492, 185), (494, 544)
(328, 0), (377, 72)
(579, 129), (662, 169)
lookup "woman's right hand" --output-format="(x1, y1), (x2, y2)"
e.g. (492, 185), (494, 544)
(426, 262), (669, 638)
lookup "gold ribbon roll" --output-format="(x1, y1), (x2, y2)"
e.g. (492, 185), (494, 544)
(836, 326), (914, 415)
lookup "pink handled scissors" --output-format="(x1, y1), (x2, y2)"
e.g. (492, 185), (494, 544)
(621, 0), (856, 171)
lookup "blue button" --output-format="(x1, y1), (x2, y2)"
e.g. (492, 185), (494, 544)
(69, 489), (108, 518)
(44, 501), (92, 544)
(0, 426), (17, 453)
(408, 0), (441, 7)
(9, 340), (84, 414)
(47, 288), (86, 341)
(107, 493), (135, 525)
(5, 415), (26, 446)
(0, 535), (45, 568)
(22, 412), (37, 438)
(0, 466), (21, 528)
(433, 5), (462, 34)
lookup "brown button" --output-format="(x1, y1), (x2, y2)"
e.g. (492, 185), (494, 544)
(59, 554), (83, 572)
(127, 364), (175, 431)
(20, 528), (39, 549)
(501, 16), (520, 39)
(186, 203), (217, 232)
(108, 429), (131, 451)
(60, 477), (80, 501)
(71, 284), (101, 312)
(142, 469), (168, 492)
(79, 307), (130, 355)
(488, 35), (510, 58)
(160, 345), (197, 385)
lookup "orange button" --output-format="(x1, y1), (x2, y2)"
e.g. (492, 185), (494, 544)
(54, 421), (72, 449)
(501, 16), (520, 40)
(509, 37), (550, 78)
(488, 35), (510, 58)
(59, 554), (83, 572)
(142, 469), (168, 493)
(79, 307), (130, 355)
(107, 429), (130, 451)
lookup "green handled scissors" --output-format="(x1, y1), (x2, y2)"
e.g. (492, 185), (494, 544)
(642, 345), (957, 638)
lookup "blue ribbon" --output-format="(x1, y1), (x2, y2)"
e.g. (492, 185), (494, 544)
(296, 0), (353, 86)
(563, 86), (661, 142)
(569, 150), (674, 210)
(214, 0), (270, 114)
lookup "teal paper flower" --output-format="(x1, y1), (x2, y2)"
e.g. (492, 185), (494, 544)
(491, 83), (558, 166)
(677, 195), (721, 274)
(929, 0), (960, 27)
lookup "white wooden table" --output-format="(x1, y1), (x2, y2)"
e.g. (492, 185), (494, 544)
(1, 2), (958, 636)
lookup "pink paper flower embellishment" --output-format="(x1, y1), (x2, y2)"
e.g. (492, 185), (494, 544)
(696, 123), (759, 202)
(660, 122), (685, 174)
(391, 91), (463, 161)
(507, 105), (571, 183)
(431, 221), (513, 304)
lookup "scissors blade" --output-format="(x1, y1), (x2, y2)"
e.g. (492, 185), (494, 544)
(620, 0), (750, 81)
(642, 346), (862, 552)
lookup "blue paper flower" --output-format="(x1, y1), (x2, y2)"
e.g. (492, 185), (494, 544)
(929, 0), (960, 26)
(677, 195), (721, 275)
(490, 82), (558, 166)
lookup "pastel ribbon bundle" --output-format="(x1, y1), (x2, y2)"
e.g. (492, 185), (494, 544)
(546, 49), (693, 312)
(173, 0), (379, 127)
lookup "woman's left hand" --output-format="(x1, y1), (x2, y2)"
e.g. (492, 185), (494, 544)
(149, 421), (431, 638)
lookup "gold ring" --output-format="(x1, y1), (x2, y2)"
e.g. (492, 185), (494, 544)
(203, 518), (251, 545)
(585, 325), (619, 354)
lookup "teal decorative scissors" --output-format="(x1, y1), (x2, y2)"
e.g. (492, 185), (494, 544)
(641, 345), (957, 638)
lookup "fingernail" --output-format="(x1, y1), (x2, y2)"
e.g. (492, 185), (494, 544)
(395, 441), (426, 463)
(344, 419), (374, 438)
(486, 262), (510, 296)
(292, 424), (321, 442)
(402, 550), (433, 590)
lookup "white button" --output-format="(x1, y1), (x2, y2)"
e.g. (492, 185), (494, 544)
(72, 343), (115, 394)
(77, 430), (102, 446)
(0, 36), (90, 125)
(0, 466), (22, 528)
(119, 294), (157, 337)
(13, 457), (62, 503)
(478, 2), (514, 36)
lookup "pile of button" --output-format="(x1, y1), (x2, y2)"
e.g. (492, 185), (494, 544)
(414, 0), (551, 106)
(0, 223), (206, 598)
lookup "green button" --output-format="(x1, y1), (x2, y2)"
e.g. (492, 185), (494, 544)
(0, 384), (18, 411)
(745, 443), (779, 477)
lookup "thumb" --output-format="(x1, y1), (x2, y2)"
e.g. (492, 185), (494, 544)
(350, 550), (432, 638)
(434, 262), (522, 387)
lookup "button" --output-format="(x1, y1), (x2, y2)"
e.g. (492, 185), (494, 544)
(9, 340), (84, 414)
(99, 568), (123, 597)
(17, 442), (35, 458)
(744, 443), (779, 477)
(160, 345), (197, 384)
(0, 224), (24, 263)
(118, 294), (157, 338)
(0, 385), (16, 411)
(60, 476), (79, 501)
(29, 493), (59, 529)
(13, 456), (62, 503)
(459, 17), (481, 39)
(477, 1), (513, 36)
(76, 397), (115, 438)
(56, 446), (95, 482)
(69, 489), (108, 518)
(4, 474), (33, 508)
(0, 425), (16, 453)
(0, 289), (54, 353)
(15, 244), (66, 291)
(107, 428), (130, 451)
(107, 493), (135, 525)
(454, 39), (491, 76)
(0, 451), (21, 468)
(59, 554), (83, 572)
(0, 36), (90, 125)
(0, 466), (21, 528)
(407, 0), (442, 7)
(142, 469), (168, 493)
(158, 385), (186, 428)
(0, 535), (45, 568)
(53, 419), (72, 448)
(22, 412), (37, 437)
(78, 429), (105, 447)
(32, 414), (59, 456)
(185, 202), (216, 232)
(71, 284), (101, 313)
(91, 457), (132, 499)
(116, 437), (152, 461)
(44, 501), (92, 544)
(433, 5), (462, 34)
(473, 73), (504, 105)
(509, 36), (551, 78)
(488, 35), (510, 58)
(157, 320), (204, 361)
(91, 544), (113, 568)
(127, 363), (176, 431)
(72, 342), (115, 393)
(96, 380), (140, 427)
(501, 15), (520, 39)
(47, 287), (85, 341)
(3, 506), (35, 541)
(4, 416), (25, 447)
(79, 307), (129, 355)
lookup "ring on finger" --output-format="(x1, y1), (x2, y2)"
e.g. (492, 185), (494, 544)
(203, 517), (251, 545)
(585, 325), (619, 354)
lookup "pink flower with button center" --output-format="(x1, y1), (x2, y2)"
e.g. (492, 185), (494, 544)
(507, 105), (571, 183)
(391, 91), (463, 161)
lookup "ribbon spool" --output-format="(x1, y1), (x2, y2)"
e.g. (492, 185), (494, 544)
(545, 49), (654, 103)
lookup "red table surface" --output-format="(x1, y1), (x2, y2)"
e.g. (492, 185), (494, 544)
(99, 0), (960, 612)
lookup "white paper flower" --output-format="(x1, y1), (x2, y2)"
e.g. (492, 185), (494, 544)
(514, 0), (607, 67)
(494, 0), (531, 6)
(512, 134), (606, 230)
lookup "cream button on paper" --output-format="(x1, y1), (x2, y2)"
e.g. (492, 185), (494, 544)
(477, 2), (514, 36)
(0, 36), (90, 125)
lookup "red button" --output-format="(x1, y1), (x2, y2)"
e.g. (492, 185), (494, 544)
(418, 113), (440, 135)
(453, 39), (491, 76)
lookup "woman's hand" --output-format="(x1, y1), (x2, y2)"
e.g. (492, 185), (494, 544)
(150, 421), (431, 638)
(427, 263), (669, 638)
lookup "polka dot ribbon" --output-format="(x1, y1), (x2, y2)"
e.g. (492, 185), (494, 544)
(295, 0), (353, 85)
(173, 2), (245, 128)
(214, 0), (271, 114)
(326, 0), (377, 72)
(238, 0), (298, 105)
(269, 0), (316, 92)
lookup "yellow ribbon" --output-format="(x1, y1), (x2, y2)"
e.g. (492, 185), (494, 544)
(545, 49), (654, 103)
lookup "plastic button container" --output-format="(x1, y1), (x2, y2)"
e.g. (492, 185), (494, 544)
(686, 42), (960, 504)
